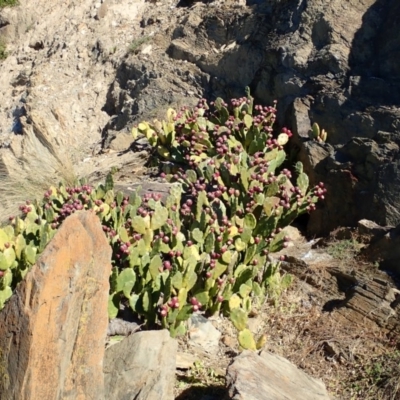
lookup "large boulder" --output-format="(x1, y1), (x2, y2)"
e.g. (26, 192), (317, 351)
(0, 211), (112, 400)
(104, 330), (177, 400)
(226, 350), (331, 400)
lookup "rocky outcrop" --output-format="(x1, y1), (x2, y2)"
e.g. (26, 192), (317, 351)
(226, 350), (331, 400)
(102, 0), (400, 235)
(104, 330), (177, 400)
(162, 0), (400, 235)
(2, 0), (400, 235)
(271, 236), (400, 335)
(0, 211), (111, 400)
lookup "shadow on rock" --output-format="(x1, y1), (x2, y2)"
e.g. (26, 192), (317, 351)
(175, 384), (227, 400)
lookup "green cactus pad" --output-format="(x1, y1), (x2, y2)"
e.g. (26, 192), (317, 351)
(230, 307), (248, 331)
(238, 329), (257, 350)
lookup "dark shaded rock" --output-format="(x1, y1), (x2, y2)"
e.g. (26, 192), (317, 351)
(301, 134), (400, 235)
(362, 223), (400, 273)
(357, 219), (393, 243)
(104, 330), (177, 400)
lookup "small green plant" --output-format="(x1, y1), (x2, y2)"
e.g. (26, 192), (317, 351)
(0, 0), (18, 8)
(128, 36), (151, 54)
(308, 122), (328, 142)
(326, 239), (361, 262)
(186, 360), (224, 386)
(0, 90), (326, 350)
(348, 351), (400, 399)
(0, 38), (7, 61)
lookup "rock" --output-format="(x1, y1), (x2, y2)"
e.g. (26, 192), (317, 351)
(362, 223), (400, 273)
(226, 350), (331, 400)
(277, 241), (400, 334)
(270, 240), (333, 268)
(107, 318), (141, 337)
(187, 314), (221, 354)
(104, 330), (177, 400)
(107, 131), (134, 151)
(114, 181), (180, 205)
(281, 225), (303, 246)
(0, 211), (112, 400)
(176, 351), (197, 369)
(330, 271), (397, 329)
(357, 219), (393, 243)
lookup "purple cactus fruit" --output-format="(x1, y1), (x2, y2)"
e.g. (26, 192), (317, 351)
(190, 297), (198, 306)
(163, 261), (172, 270)
(160, 309), (168, 317)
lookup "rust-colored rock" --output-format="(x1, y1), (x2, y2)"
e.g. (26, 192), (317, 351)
(0, 211), (112, 400)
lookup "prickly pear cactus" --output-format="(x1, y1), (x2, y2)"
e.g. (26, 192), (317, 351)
(0, 91), (327, 350)
(308, 122), (328, 143)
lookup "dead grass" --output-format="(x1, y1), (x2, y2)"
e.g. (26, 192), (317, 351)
(326, 238), (363, 262)
(128, 35), (152, 54)
(0, 153), (77, 224)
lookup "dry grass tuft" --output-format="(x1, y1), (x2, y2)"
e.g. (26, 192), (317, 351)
(0, 153), (77, 224)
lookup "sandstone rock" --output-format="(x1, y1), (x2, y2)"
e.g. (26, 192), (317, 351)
(226, 350), (331, 400)
(0, 211), (112, 400)
(104, 330), (177, 400)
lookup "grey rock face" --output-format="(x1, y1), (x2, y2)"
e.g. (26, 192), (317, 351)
(104, 330), (177, 400)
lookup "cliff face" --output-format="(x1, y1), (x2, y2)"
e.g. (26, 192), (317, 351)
(1, 0), (399, 234)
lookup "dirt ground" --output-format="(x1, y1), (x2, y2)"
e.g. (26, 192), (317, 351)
(173, 238), (400, 400)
